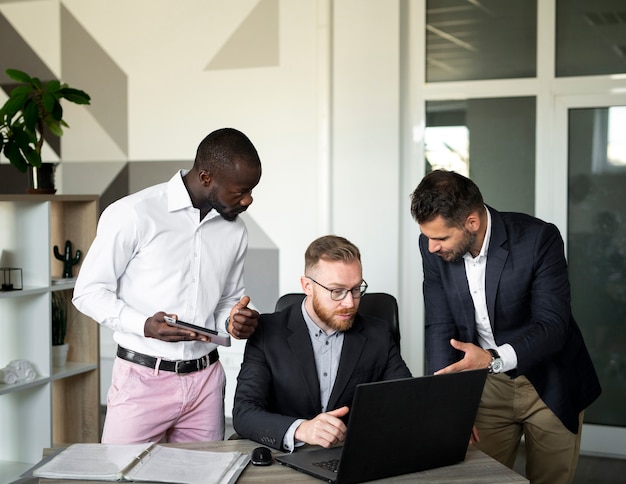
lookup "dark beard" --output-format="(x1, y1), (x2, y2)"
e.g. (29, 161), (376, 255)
(439, 229), (476, 262)
(311, 295), (356, 332)
(206, 192), (243, 222)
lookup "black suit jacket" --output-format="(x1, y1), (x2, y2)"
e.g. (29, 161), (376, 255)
(419, 206), (601, 434)
(232, 303), (411, 450)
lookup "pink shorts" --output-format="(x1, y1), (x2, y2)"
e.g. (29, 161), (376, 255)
(101, 355), (226, 444)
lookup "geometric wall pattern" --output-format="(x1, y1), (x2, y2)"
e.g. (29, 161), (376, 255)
(2, 0), (280, 162)
(0, 13), (57, 84)
(0, 11), (62, 155)
(2, 0), (285, 423)
(206, 0), (279, 70)
(61, 4), (128, 155)
(0, 4), (128, 158)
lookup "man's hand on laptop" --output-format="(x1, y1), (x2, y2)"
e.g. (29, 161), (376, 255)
(295, 406), (350, 448)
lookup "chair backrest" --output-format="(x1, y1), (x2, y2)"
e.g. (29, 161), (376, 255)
(274, 292), (401, 352)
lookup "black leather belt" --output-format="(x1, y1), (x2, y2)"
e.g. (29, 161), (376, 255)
(117, 346), (218, 374)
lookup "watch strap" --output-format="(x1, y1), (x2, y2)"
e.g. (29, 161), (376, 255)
(487, 348), (501, 373)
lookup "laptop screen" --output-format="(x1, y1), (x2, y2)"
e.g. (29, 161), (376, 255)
(276, 369), (488, 484)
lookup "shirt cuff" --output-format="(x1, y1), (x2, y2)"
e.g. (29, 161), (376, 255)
(497, 343), (518, 373)
(119, 305), (151, 336)
(283, 419), (306, 452)
(217, 311), (231, 333)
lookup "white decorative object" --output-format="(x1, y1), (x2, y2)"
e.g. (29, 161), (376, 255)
(0, 359), (37, 384)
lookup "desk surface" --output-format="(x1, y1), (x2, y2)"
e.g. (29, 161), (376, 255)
(35, 439), (528, 484)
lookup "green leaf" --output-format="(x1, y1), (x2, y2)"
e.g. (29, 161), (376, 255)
(42, 91), (56, 114)
(11, 124), (37, 147)
(22, 144), (42, 166)
(58, 87), (91, 104)
(9, 84), (33, 98)
(51, 102), (63, 122)
(46, 79), (61, 94)
(46, 118), (64, 136)
(0, 92), (29, 120)
(31, 77), (43, 90)
(6, 68), (32, 83)
(3, 141), (29, 172)
(23, 101), (39, 130)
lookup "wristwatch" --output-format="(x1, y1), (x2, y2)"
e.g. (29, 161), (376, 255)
(487, 348), (503, 374)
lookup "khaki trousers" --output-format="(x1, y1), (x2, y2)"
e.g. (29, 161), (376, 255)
(474, 373), (583, 484)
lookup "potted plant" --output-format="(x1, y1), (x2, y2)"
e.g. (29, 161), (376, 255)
(0, 68), (91, 193)
(51, 290), (70, 367)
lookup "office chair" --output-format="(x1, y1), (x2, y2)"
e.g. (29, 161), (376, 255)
(226, 292), (402, 441)
(275, 292), (401, 352)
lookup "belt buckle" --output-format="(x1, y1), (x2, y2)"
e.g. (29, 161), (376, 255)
(174, 356), (207, 374)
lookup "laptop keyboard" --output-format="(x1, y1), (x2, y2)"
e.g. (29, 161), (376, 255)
(312, 458), (340, 473)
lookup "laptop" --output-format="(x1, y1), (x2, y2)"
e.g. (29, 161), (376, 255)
(275, 369), (488, 484)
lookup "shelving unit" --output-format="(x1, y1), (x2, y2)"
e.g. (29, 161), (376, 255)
(0, 195), (100, 482)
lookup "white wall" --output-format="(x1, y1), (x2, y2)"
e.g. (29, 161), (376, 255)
(0, 0), (422, 408)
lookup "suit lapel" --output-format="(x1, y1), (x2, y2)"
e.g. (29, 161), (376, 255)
(450, 260), (476, 337)
(327, 318), (366, 409)
(485, 207), (508, 331)
(286, 309), (322, 412)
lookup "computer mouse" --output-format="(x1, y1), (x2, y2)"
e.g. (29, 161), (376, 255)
(251, 446), (273, 466)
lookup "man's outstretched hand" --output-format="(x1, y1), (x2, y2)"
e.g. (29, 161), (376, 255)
(228, 295), (259, 340)
(434, 339), (492, 374)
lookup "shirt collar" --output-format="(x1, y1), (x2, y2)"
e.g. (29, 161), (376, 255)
(463, 205), (492, 261)
(167, 170), (193, 212)
(480, 206), (492, 257)
(300, 298), (339, 338)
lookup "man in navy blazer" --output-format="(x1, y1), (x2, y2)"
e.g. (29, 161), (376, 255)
(410, 170), (601, 484)
(233, 235), (411, 451)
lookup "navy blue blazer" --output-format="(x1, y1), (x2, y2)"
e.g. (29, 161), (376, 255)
(419, 206), (601, 434)
(232, 303), (411, 450)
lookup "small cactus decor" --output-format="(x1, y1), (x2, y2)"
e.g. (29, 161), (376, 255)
(53, 240), (81, 278)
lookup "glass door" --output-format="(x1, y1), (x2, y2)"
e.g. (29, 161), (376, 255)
(555, 94), (626, 457)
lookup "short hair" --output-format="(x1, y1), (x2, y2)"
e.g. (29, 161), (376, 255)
(194, 127), (260, 174)
(304, 235), (361, 273)
(410, 169), (485, 228)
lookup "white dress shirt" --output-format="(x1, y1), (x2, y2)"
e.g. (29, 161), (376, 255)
(463, 208), (518, 372)
(73, 170), (247, 360)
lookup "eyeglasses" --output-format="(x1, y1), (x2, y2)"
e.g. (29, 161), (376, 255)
(306, 276), (368, 301)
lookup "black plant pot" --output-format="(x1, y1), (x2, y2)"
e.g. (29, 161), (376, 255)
(28, 162), (58, 194)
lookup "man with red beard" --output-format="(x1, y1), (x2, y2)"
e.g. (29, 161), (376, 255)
(232, 235), (411, 451)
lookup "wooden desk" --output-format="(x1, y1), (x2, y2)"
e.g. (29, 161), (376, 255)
(35, 439), (528, 483)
